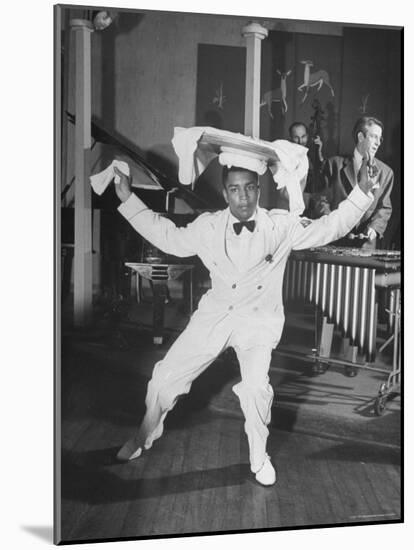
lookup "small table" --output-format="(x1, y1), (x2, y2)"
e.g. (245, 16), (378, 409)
(125, 262), (194, 344)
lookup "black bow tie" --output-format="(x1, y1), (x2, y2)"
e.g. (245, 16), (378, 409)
(233, 220), (255, 235)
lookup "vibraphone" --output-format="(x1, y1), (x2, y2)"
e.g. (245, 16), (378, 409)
(281, 246), (401, 414)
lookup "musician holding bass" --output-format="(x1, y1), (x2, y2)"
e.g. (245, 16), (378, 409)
(321, 116), (394, 250)
(288, 120), (329, 218)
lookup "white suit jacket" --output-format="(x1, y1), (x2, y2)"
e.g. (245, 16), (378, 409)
(119, 186), (372, 349)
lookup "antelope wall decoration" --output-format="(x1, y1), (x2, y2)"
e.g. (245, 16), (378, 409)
(359, 93), (370, 114)
(297, 60), (334, 103)
(260, 69), (292, 117)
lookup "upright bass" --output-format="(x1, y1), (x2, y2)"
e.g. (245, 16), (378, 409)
(307, 98), (325, 194)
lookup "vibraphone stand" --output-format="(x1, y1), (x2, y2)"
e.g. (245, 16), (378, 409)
(311, 309), (361, 377)
(316, 319), (364, 377)
(281, 247), (401, 414)
(310, 310), (334, 375)
(374, 288), (401, 415)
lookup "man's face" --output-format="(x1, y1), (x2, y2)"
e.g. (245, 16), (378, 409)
(357, 123), (383, 158)
(290, 125), (309, 147)
(222, 170), (259, 221)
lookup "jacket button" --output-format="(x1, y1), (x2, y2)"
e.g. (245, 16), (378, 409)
(257, 285), (262, 290)
(232, 283), (237, 289)
(228, 305), (233, 311)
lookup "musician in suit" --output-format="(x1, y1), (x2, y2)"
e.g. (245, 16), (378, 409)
(322, 116), (394, 249)
(289, 121), (325, 168)
(113, 159), (374, 486)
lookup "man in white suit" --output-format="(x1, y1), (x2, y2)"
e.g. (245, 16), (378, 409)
(113, 160), (374, 486)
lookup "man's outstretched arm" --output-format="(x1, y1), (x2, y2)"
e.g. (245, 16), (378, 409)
(289, 157), (375, 250)
(114, 167), (198, 258)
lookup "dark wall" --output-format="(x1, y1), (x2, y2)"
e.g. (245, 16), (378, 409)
(260, 30), (342, 158)
(260, 27), (401, 158)
(260, 26), (402, 245)
(196, 44), (246, 132)
(341, 27), (402, 246)
(63, 10), (402, 245)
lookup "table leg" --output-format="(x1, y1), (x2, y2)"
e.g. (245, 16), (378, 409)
(152, 280), (168, 345)
(135, 272), (142, 303)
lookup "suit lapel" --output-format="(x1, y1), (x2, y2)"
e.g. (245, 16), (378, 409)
(342, 156), (356, 192)
(212, 209), (239, 281)
(256, 207), (277, 250)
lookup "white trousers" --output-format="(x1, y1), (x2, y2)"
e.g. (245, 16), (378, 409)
(136, 311), (275, 473)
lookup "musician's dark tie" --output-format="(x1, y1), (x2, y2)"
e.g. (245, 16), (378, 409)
(233, 220), (255, 235)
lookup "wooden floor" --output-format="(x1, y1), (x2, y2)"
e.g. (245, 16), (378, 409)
(58, 320), (401, 543)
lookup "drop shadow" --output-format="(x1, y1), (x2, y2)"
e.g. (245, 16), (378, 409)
(20, 525), (53, 543)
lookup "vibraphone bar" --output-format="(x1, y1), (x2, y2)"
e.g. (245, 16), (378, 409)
(283, 247), (401, 363)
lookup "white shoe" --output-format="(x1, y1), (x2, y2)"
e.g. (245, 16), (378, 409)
(255, 456), (276, 486)
(116, 436), (143, 462)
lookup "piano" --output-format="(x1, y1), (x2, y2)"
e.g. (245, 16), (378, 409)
(62, 113), (216, 343)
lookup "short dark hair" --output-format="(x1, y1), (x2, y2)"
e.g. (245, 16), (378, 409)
(352, 116), (384, 144)
(222, 165), (258, 187)
(289, 122), (309, 137)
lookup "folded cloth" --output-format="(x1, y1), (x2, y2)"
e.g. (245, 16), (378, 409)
(90, 160), (130, 195)
(171, 126), (308, 215)
(218, 149), (268, 175)
(171, 127), (216, 186)
(268, 140), (308, 215)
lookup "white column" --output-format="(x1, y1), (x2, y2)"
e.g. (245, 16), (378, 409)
(242, 22), (268, 139)
(92, 209), (101, 295)
(70, 19), (94, 326)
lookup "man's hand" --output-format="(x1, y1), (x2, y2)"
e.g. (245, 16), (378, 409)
(313, 135), (323, 149)
(356, 157), (375, 196)
(311, 194), (331, 217)
(114, 166), (132, 202)
(361, 237), (377, 250)
(313, 136), (323, 155)
(312, 135), (324, 162)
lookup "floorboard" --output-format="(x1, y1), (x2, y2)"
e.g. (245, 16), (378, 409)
(58, 320), (402, 543)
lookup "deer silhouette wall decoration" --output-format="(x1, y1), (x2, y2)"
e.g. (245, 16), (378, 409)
(260, 69), (292, 117)
(297, 60), (334, 103)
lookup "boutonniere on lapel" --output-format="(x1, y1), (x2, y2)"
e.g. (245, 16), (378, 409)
(358, 154), (379, 181)
(265, 254), (273, 263)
